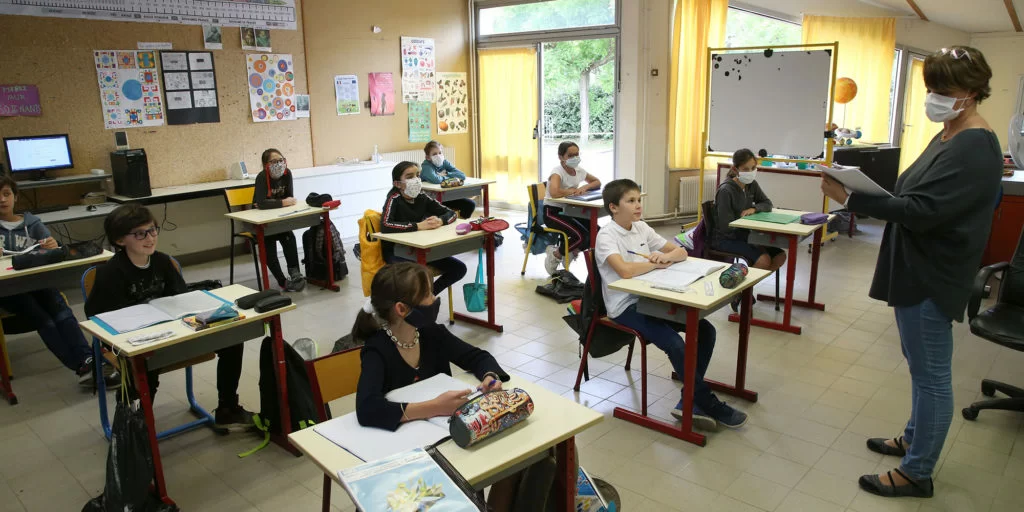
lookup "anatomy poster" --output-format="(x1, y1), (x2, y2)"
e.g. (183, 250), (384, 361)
(435, 72), (468, 134)
(246, 53), (296, 122)
(160, 51), (220, 125)
(400, 37), (434, 103)
(334, 74), (359, 115)
(368, 72), (394, 117)
(94, 50), (164, 129)
(408, 101), (431, 143)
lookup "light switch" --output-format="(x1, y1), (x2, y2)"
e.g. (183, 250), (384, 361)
(650, 69), (659, 77)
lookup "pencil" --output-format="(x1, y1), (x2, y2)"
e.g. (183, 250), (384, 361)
(627, 250), (651, 258)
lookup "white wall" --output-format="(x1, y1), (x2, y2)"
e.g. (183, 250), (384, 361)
(969, 32), (1024, 150)
(895, 19), (970, 51)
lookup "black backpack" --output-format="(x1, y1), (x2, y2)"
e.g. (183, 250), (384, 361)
(241, 337), (319, 457)
(302, 220), (348, 282)
(534, 270), (584, 303)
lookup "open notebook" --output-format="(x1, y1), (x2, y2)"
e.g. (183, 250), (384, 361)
(633, 259), (725, 289)
(92, 290), (232, 334)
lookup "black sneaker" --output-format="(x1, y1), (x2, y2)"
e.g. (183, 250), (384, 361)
(214, 404), (256, 432)
(77, 357), (122, 390)
(702, 396), (747, 429)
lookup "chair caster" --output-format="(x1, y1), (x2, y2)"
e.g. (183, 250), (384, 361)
(981, 381), (996, 397)
(962, 407), (978, 420)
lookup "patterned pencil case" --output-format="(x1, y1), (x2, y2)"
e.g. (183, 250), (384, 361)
(449, 388), (534, 448)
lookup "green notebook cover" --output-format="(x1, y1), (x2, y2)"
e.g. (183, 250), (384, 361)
(744, 212), (800, 224)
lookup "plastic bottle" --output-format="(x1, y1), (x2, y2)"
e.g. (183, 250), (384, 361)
(372, 145), (380, 163)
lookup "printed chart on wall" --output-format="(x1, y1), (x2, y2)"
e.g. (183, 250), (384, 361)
(435, 72), (468, 134)
(0, 0), (297, 29)
(94, 50), (164, 129)
(400, 37), (434, 103)
(246, 53), (296, 122)
(408, 101), (431, 143)
(160, 51), (220, 125)
(369, 72), (394, 117)
(334, 75), (359, 115)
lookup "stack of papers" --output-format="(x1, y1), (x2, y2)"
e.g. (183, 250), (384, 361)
(813, 163), (894, 197)
(93, 290), (230, 334)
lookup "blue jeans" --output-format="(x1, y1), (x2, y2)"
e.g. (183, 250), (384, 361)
(385, 254), (467, 296)
(895, 299), (954, 480)
(613, 304), (718, 409)
(0, 289), (91, 372)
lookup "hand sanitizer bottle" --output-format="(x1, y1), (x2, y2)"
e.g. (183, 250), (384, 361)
(372, 145), (380, 163)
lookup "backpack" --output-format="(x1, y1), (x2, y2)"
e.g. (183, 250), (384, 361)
(358, 210), (385, 296)
(562, 255), (634, 359)
(535, 270), (584, 303)
(240, 337), (319, 457)
(302, 220), (348, 282)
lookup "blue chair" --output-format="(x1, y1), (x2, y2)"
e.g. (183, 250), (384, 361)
(83, 256), (216, 440)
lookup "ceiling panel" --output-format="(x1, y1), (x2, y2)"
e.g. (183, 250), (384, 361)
(916, 0), (1013, 33)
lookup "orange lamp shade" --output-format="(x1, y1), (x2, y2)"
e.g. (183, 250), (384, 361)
(835, 77), (858, 104)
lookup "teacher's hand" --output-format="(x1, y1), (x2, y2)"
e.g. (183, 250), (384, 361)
(820, 176), (849, 205)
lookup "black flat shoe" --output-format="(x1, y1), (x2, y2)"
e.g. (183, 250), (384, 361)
(867, 436), (907, 457)
(858, 468), (933, 498)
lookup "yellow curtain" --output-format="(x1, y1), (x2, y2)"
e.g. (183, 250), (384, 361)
(477, 47), (538, 206)
(668, 0), (728, 169)
(899, 57), (941, 173)
(802, 16), (895, 144)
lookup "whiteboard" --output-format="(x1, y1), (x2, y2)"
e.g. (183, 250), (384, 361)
(0, 0), (297, 30)
(708, 49), (832, 159)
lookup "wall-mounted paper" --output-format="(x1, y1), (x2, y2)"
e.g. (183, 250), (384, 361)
(94, 50), (165, 129)
(188, 53), (213, 70)
(164, 72), (190, 90)
(190, 72), (216, 89)
(0, 85), (41, 117)
(435, 72), (468, 134)
(203, 25), (222, 50)
(368, 72), (394, 117)
(246, 53), (296, 122)
(166, 92), (192, 110)
(295, 94), (310, 118)
(408, 101), (431, 143)
(161, 52), (187, 71)
(334, 74), (359, 116)
(193, 90), (218, 108)
(160, 50), (219, 125)
(400, 37), (435, 103)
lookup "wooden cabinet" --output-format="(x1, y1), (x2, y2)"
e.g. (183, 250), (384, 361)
(983, 194), (1024, 266)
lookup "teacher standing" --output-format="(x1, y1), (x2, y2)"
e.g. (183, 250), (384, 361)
(821, 46), (1002, 499)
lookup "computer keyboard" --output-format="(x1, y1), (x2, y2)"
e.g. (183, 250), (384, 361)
(30, 204), (70, 214)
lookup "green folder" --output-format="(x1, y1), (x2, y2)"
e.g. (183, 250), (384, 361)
(744, 212), (801, 224)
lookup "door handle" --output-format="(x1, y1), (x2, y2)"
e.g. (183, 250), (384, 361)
(532, 121), (538, 140)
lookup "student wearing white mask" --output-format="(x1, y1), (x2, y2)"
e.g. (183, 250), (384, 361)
(420, 140), (475, 218)
(712, 148), (786, 289)
(254, 148), (305, 291)
(381, 161), (465, 296)
(542, 141), (601, 275)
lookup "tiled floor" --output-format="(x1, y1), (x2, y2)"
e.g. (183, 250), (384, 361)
(2, 213), (1023, 511)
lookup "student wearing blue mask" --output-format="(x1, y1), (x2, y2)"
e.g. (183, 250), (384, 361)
(712, 149), (786, 278)
(420, 141), (476, 218)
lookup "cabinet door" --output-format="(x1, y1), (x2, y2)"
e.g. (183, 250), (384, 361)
(986, 196), (1024, 265)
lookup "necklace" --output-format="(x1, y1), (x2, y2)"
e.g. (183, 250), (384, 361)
(381, 321), (419, 349)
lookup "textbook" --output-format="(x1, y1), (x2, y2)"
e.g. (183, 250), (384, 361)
(93, 290), (231, 334)
(338, 447), (483, 512)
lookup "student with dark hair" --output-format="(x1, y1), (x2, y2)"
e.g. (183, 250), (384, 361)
(380, 161), (465, 296)
(420, 140), (475, 218)
(543, 141), (601, 275)
(596, 179), (746, 429)
(253, 148), (305, 292)
(85, 203), (254, 430)
(0, 176), (118, 388)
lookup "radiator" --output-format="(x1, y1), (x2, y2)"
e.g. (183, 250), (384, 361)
(380, 147), (458, 168)
(678, 175), (717, 214)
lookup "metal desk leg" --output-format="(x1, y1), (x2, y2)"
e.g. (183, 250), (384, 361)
(0, 319), (16, 405)
(130, 356), (175, 506)
(754, 228), (826, 312)
(729, 234), (803, 335)
(588, 208), (599, 247)
(483, 185), (490, 217)
(268, 315), (300, 456)
(554, 437), (577, 512)
(255, 226), (272, 292)
(704, 288), (758, 402)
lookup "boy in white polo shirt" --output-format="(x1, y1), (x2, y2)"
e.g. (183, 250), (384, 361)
(595, 179), (747, 429)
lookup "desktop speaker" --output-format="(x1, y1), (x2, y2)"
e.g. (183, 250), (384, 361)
(227, 161), (249, 180)
(110, 149), (152, 198)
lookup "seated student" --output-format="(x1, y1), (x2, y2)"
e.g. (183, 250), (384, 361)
(0, 176), (119, 389)
(596, 179), (746, 428)
(84, 203), (254, 430)
(543, 141), (601, 275)
(381, 161), (466, 296)
(712, 149), (786, 309)
(420, 140), (475, 219)
(253, 148), (306, 292)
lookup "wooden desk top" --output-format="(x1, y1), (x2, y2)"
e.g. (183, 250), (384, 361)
(79, 284), (296, 357)
(288, 374), (603, 487)
(544, 195), (603, 209)
(728, 208), (833, 236)
(224, 204), (333, 226)
(109, 179), (253, 203)
(421, 177), (496, 192)
(0, 250), (112, 281)
(608, 257), (773, 311)
(371, 218), (486, 249)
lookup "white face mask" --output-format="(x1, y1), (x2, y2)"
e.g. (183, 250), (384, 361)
(269, 161), (286, 179)
(736, 170), (756, 185)
(430, 154), (445, 167)
(925, 92), (967, 122)
(403, 177), (422, 198)
(565, 156), (581, 169)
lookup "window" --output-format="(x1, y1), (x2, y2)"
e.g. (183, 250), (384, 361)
(478, 0), (615, 36)
(724, 8), (801, 48)
(888, 49), (902, 144)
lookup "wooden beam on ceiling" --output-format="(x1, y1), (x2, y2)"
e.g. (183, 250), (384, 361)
(1006, 0), (1023, 32)
(906, 0), (928, 21)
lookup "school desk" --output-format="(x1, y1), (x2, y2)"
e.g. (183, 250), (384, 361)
(727, 208), (834, 335)
(225, 203), (340, 292)
(543, 195), (606, 247)
(373, 220), (502, 332)
(78, 284), (297, 507)
(288, 373), (604, 512)
(0, 250), (113, 405)
(421, 177), (496, 216)
(608, 260), (772, 446)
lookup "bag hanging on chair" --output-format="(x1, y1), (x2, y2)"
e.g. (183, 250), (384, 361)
(463, 248), (487, 313)
(358, 210), (385, 296)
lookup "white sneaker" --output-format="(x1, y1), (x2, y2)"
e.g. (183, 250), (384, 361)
(569, 250), (579, 263)
(544, 246), (561, 275)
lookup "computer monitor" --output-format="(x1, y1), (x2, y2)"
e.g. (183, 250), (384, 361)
(3, 134), (74, 181)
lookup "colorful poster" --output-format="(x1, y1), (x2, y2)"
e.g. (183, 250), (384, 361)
(435, 72), (468, 134)
(334, 74), (359, 116)
(0, 85), (41, 117)
(400, 37), (435, 103)
(368, 72), (394, 117)
(94, 50), (164, 129)
(246, 53), (296, 122)
(160, 51), (220, 125)
(408, 101), (431, 143)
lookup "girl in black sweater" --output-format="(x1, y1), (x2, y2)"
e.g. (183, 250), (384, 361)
(253, 148), (305, 292)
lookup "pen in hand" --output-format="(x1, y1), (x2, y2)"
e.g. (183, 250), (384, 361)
(627, 250), (651, 258)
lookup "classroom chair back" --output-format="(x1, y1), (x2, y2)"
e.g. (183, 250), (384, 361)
(223, 186), (264, 289)
(520, 182), (570, 275)
(224, 186), (256, 209)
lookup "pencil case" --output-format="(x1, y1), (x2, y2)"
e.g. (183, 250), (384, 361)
(449, 388), (534, 448)
(254, 295), (292, 313)
(800, 212), (829, 225)
(456, 223), (473, 235)
(236, 290), (280, 309)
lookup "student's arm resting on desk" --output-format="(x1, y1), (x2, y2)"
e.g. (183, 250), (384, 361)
(425, 196), (457, 225)
(355, 347), (469, 430)
(419, 161), (444, 184)
(581, 172), (601, 192)
(252, 172), (283, 209)
(381, 192), (418, 233)
(750, 181), (773, 213)
(23, 214), (58, 249)
(441, 161), (466, 181)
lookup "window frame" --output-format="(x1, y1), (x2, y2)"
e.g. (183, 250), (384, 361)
(724, 3), (802, 50)
(891, 45), (930, 147)
(475, 0), (620, 45)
